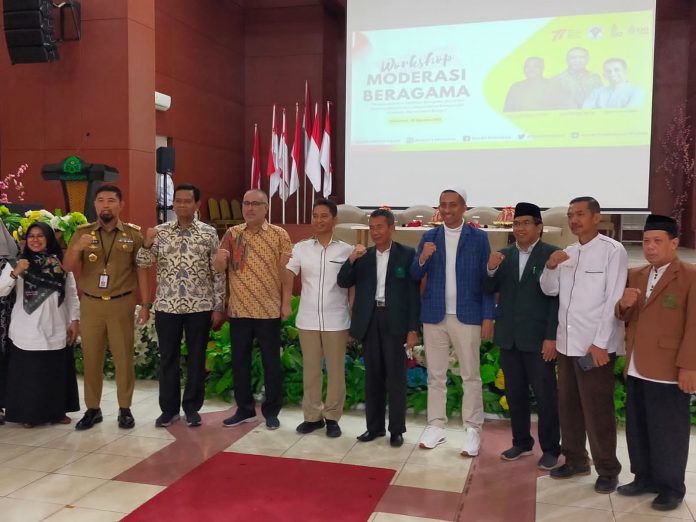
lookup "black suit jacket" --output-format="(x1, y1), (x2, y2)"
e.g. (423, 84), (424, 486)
(337, 242), (420, 342)
(482, 241), (559, 352)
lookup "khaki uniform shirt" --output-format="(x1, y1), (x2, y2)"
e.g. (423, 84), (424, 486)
(221, 221), (292, 319)
(69, 220), (143, 297)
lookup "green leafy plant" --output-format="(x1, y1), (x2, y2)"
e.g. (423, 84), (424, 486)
(73, 297), (669, 425)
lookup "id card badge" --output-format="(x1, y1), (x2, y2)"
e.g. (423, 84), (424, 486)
(98, 274), (110, 289)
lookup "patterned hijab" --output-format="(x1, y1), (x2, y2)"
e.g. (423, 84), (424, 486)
(18, 222), (66, 314)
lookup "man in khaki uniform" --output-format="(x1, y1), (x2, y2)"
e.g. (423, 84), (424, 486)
(64, 184), (150, 430)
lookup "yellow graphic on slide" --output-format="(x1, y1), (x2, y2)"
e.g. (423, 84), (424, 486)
(483, 11), (654, 148)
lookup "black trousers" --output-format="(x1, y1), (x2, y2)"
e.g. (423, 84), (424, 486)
(229, 317), (283, 419)
(626, 375), (690, 499)
(500, 346), (560, 455)
(363, 307), (407, 434)
(557, 353), (621, 477)
(155, 310), (212, 416)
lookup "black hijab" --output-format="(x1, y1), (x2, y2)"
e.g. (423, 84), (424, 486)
(18, 222), (66, 314)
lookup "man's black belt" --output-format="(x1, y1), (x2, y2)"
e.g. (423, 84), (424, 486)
(375, 299), (386, 308)
(83, 291), (132, 301)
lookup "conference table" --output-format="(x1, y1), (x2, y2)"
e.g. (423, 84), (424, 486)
(349, 224), (562, 251)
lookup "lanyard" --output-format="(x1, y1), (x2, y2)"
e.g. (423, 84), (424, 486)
(98, 229), (117, 272)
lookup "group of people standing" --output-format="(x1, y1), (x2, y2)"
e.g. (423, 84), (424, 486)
(0, 181), (692, 514)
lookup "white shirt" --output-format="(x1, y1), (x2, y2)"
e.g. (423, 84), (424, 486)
(517, 239), (539, 280)
(444, 222), (463, 314)
(627, 262), (676, 384)
(287, 237), (353, 331)
(540, 234), (627, 356)
(375, 243), (391, 302)
(0, 264), (79, 351)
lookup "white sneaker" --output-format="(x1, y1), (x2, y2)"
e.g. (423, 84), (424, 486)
(419, 425), (446, 449)
(461, 427), (480, 457)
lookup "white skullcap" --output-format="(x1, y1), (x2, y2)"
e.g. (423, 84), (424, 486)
(444, 187), (467, 203)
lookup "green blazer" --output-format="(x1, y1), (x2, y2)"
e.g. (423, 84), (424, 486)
(483, 240), (559, 352)
(337, 242), (420, 342)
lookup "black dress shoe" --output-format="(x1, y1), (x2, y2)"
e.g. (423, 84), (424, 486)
(390, 433), (404, 447)
(594, 475), (618, 494)
(357, 430), (386, 442)
(325, 420), (341, 438)
(550, 463), (591, 479)
(117, 408), (135, 429)
(617, 480), (658, 497)
(75, 408), (103, 431)
(652, 493), (683, 511)
(296, 419), (325, 434)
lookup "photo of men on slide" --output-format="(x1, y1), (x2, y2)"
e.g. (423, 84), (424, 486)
(583, 58), (644, 109)
(552, 47), (603, 108)
(503, 57), (567, 112)
(502, 49), (645, 112)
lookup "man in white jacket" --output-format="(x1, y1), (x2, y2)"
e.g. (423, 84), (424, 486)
(540, 196), (627, 494)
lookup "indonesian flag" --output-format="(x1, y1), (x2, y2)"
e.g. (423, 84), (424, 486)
(288, 103), (300, 197)
(267, 105), (280, 197)
(250, 124), (261, 189)
(302, 81), (311, 164)
(278, 108), (290, 202)
(305, 103), (322, 191)
(319, 101), (332, 197)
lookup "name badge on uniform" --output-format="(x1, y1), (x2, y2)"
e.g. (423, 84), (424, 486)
(98, 274), (110, 289)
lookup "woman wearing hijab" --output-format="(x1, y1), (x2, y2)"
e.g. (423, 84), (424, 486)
(0, 222), (80, 427)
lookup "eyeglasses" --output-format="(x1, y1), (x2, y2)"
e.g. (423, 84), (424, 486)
(512, 220), (536, 228)
(242, 201), (266, 207)
(26, 234), (46, 240)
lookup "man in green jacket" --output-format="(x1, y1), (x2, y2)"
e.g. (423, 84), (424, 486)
(337, 208), (420, 448)
(484, 202), (560, 470)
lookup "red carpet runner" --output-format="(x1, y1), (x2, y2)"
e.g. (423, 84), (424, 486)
(124, 452), (395, 522)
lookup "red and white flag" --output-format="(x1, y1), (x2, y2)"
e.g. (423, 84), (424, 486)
(305, 103), (322, 191)
(289, 103), (301, 198)
(267, 105), (280, 197)
(319, 101), (332, 197)
(250, 124), (261, 189)
(302, 81), (311, 164)
(278, 108), (290, 202)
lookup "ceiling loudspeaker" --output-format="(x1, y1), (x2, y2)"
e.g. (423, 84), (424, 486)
(3, 0), (58, 64)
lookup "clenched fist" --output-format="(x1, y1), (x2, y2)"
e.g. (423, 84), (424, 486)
(546, 250), (570, 269)
(488, 251), (505, 270)
(620, 288), (641, 310)
(143, 228), (158, 248)
(12, 259), (30, 277)
(349, 244), (367, 264)
(74, 233), (94, 252)
(419, 242), (436, 265)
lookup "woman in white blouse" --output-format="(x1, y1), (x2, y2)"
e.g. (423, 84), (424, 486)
(0, 222), (80, 427)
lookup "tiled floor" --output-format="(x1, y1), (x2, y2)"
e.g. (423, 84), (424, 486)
(1, 376), (694, 521)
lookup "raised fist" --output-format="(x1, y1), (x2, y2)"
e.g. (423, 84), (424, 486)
(488, 251), (505, 270)
(546, 250), (570, 269)
(420, 242), (437, 264)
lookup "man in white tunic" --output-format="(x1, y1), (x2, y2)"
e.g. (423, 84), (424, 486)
(540, 196), (627, 494)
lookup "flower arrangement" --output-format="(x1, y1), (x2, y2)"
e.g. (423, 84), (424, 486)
(0, 164), (27, 204)
(16, 208), (88, 245)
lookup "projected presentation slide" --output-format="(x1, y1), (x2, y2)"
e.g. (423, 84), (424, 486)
(351, 11), (653, 150)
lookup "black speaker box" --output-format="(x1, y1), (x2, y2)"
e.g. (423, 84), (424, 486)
(3, 0), (58, 64)
(156, 147), (175, 173)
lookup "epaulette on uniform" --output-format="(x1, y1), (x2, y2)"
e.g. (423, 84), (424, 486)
(125, 222), (141, 231)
